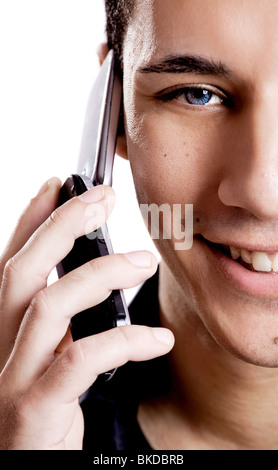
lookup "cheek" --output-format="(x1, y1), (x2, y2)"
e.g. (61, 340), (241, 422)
(126, 108), (226, 207)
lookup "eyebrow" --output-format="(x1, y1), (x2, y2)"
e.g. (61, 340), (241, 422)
(137, 54), (232, 78)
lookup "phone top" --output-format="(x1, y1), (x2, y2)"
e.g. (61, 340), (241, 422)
(77, 50), (122, 186)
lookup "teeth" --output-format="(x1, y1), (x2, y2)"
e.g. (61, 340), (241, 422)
(252, 252), (272, 272)
(273, 253), (278, 272)
(229, 246), (278, 273)
(230, 246), (240, 260)
(241, 249), (252, 264)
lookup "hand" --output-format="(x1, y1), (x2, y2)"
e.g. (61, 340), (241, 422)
(0, 178), (174, 450)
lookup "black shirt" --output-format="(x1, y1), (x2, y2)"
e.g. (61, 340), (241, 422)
(80, 270), (172, 451)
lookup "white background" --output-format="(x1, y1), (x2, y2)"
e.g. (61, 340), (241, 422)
(0, 0), (158, 301)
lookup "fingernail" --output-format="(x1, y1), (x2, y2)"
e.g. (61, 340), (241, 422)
(36, 177), (60, 198)
(152, 328), (174, 346)
(125, 251), (152, 268)
(36, 179), (50, 197)
(78, 185), (105, 203)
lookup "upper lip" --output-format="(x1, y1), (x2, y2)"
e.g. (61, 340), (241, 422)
(200, 235), (278, 253)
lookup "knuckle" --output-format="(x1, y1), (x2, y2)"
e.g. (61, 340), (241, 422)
(89, 256), (104, 276)
(60, 341), (85, 370)
(27, 289), (49, 319)
(88, 253), (117, 277)
(108, 325), (130, 350)
(3, 256), (19, 281)
(116, 325), (131, 343)
(47, 206), (64, 229)
(87, 257), (112, 297)
(46, 202), (77, 242)
(66, 269), (85, 285)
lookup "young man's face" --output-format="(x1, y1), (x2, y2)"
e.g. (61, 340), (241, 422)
(122, 0), (278, 367)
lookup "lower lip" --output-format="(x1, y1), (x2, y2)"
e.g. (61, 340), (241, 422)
(199, 237), (278, 298)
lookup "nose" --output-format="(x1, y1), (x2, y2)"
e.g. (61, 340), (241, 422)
(218, 97), (278, 221)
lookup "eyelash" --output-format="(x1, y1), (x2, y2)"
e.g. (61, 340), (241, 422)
(157, 85), (232, 108)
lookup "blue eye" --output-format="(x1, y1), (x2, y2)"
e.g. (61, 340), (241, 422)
(184, 88), (213, 105)
(159, 86), (224, 107)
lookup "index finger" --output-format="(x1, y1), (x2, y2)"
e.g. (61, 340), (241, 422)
(1, 185), (115, 315)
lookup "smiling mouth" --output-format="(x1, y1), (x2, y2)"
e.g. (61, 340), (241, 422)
(202, 237), (278, 274)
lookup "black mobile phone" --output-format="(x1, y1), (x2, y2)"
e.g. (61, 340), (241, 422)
(56, 51), (130, 381)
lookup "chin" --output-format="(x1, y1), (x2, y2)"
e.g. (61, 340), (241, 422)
(158, 239), (278, 370)
(207, 315), (278, 369)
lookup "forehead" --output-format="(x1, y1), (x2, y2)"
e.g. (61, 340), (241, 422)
(124, 0), (278, 81)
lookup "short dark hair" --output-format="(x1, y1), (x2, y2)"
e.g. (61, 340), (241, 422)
(105, 0), (136, 72)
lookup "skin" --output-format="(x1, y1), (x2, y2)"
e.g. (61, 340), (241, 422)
(2, 0), (278, 451)
(118, 0), (278, 450)
(0, 181), (174, 449)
